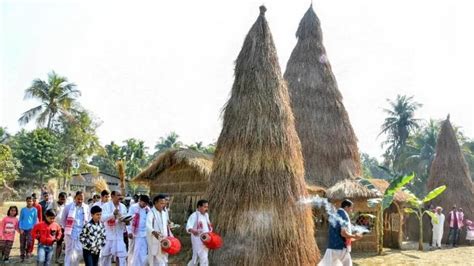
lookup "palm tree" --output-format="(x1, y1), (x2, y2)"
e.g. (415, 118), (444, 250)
(154, 131), (183, 154)
(380, 95), (421, 170)
(0, 127), (10, 144)
(19, 71), (81, 130)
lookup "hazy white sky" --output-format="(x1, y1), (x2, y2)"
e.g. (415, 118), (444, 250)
(1, 0), (473, 158)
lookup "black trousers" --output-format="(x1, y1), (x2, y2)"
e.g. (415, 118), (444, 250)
(83, 249), (99, 266)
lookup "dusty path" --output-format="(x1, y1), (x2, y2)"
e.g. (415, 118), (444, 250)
(353, 246), (474, 266)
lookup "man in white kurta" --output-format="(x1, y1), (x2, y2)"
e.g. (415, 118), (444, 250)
(61, 191), (90, 266)
(100, 191), (128, 266)
(127, 195), (150, 266)
(147, 194), (170, 266)
(431, 206), (445, 248)
(186, 199), (211, 266)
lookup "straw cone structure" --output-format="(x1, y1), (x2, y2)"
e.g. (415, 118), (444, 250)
(284, 5), (361, 187)
(206, 6), (318, 265)
(117, 160), (126, 195)
(427, 116), (474, 242)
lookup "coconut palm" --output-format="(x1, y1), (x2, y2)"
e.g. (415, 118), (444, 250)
(380, 95), (421, 170)
(19, 71), (81, 130)
(154, 131), (183, 154)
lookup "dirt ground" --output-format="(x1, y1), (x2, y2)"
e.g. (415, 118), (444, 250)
(2, 202), (473, 265)
(352, 246), (474, 266)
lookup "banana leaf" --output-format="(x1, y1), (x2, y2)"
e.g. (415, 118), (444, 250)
(425, 210), (438, 224)
(422, 185), (447, 203)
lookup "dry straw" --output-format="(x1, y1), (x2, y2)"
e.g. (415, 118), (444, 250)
(206, 6), (318, 265)
(117, 160), (126, 195)
(93, 177), (109, 194)
(427, 116), (474, 242)
(284, 5), (361, 187)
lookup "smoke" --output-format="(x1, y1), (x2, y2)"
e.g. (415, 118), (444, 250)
(299, 195), (370, 234)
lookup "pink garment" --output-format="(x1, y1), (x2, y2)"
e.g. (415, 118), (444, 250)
(0, 216), (19, 241)
(449, 211), (464, 228)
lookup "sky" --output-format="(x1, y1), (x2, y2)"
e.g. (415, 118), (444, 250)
(1, 0), (473, 159)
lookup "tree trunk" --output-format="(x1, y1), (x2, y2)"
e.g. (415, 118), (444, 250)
(418, 211), (424, 251)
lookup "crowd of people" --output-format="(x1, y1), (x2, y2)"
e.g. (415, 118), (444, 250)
(0, 190), (213, 266)
(429, 204), (474, 249)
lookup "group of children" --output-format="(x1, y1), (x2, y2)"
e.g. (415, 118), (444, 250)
(0, 189), (212, 266)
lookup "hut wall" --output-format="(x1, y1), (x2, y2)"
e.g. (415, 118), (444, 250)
(382, 202), (403, 249)
(330, 199), (380, 253)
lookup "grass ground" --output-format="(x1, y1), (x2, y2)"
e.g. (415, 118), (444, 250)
(2, 202), (473, 265)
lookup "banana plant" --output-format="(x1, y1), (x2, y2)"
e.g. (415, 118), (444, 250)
(403, 185), (447, 250)
(360, 173), (415, 254)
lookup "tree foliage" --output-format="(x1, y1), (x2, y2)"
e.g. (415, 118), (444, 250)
(0, 144), (22, 183)
(19, 71), (82, 130)
(380, 95), (422, 171)
(10, 129), (62, 184)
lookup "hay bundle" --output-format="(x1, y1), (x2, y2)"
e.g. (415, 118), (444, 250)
(427, 116), (474, 243)
(284, 5), (361, 187)
(206, 6), (318, 265)
(47, 179), (58, 199)
(93, 177), (109, 194)
(117, 160), (126, 195)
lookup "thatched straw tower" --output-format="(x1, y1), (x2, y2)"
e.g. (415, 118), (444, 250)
(133, 148), (213, 225)
(284, 5), (361, 187)
(427, 116), (474, 243)
(206, 6), (318, 265)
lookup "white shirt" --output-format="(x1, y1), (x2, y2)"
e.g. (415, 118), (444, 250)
(101, 201), (128, 240)
(127, 203), (149, 238)
(186, 211), (211, 234)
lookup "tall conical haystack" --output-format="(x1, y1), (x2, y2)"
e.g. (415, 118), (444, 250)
(284, 5), (361, 187)
(206, 6), (318, 265)
(427, 116), (474, 243)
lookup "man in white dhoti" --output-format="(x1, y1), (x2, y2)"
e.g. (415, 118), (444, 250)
(186, 199), (211, 266)
(100, 191), (128, 266)
(431, 206), (445, 249)
(127, 194), (150, 266)
(61, 191), (90, 266)
(318, 199), (362, 266)
(146, 194), (170, 266)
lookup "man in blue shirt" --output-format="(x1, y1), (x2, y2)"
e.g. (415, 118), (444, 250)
(319, 199), (363, 266)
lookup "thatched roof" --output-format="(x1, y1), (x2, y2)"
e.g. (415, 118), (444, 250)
(132, 149), (213, 183)
(206, 6), (318, 265)
(307, 184), (327, 197)
(284, 5), (361, 187)
(327, 179), (381, 201)
(427, 117), (474, 233)
(368, 178), (409, 203)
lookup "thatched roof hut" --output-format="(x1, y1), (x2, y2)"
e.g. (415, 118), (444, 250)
(133, 149), (213, 225)
(327, 179), (382, 252)
(369, 179), (408, 249)
(206, 6), (318, 265)
(427, 116), (474, 243)
(284, 5), (361, 187)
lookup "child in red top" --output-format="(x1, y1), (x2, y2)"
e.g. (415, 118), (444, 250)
(31, 209), (62, 265)
(0, 206), (19, 263)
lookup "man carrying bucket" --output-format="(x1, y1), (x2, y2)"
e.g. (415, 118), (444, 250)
(318, 199), (363, 266)
(146, 194), (171, 266)
(186, 199), (212, 266)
